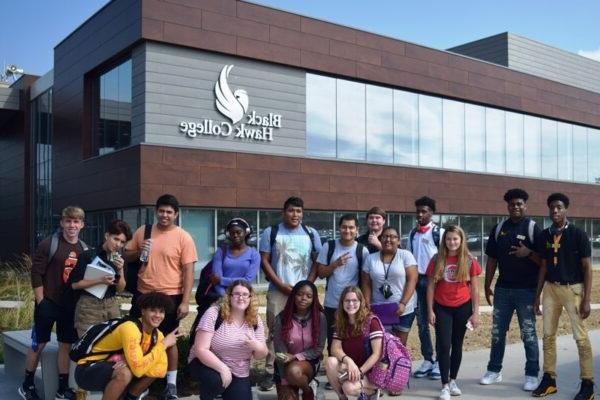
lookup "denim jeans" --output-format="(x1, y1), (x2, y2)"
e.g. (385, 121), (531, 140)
(486, 286), (539, 377)
(416, 274), (434, 362)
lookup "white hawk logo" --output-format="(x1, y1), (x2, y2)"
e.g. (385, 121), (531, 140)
(214, 65), (249, 124)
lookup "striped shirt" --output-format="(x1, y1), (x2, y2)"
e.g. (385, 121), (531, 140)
(333, 315), (383, 366)
(190, 305), (265, 378)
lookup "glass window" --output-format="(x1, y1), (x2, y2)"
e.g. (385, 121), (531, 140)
(95, 59), (132, 155)
(592, 220), (600, 268)
(337, 80), (366, 160)
(485, 108), (505, 174)
(442, 99), (465, 170)
(541, 119), (558, 179)
(303, 211), (335, 243)
(32, 89), (53, 246)
(460, 216), (483, 262)
(216, 209), (258, 248)
(400, 214), (415, 249)
(588, 129), (600, 184)
(524, 116), (541, 177)
(482, 216), (500, 265)
(180, 209), (215, 276)
(366, 85), (393, 163)
(505, 112), (524, 175)
(306, 74), (336, 157)
(418, 95), (442, 168)
(441, 215), (459, 228)
(573, 125), (588, 182)
(465, 104), (486, 172)
(394, 90), (419, 166)
(557, 122), (573, 181)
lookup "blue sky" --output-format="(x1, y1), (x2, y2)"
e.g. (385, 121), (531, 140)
(1, 0), (599, 76)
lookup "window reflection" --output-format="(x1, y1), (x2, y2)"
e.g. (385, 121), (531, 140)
(524, 116), (541, 177)
(460, 216), (483, 262)
(505, 112), (524, 175)
(465, 104), (485, 172)
(486, 108), (505, 174)
(541, 119), (558, 179)
(419, 95), (442, 167)
(394, 90), (419, 166)
(588, 129), (600, 184)
(303, 211), (335, 243)
(366, 85), (393, 163)
(573, 126), (588, 182)
(306, 74), (336, 157)
(337, 80), (366, 160)
(443, 99), (465, 170)
(557, 122), (573, 181)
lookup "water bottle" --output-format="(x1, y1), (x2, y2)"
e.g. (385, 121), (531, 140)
(139, 243), (150, 263)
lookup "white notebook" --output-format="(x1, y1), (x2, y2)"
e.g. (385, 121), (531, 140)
(83, 257), (115, 299)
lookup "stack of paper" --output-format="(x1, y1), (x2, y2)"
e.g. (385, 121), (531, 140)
(83, 256), (115, 299)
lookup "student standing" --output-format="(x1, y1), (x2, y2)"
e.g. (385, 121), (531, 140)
(427, 226), (481, 400)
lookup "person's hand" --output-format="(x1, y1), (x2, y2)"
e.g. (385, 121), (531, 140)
(580, 299), (591, 319)
(177, 302), (189, 320)
(112, 255), (124, 271)
(244, 333), (262, 352)
(333, 252), (352, 268)
(469, 313), (479, 329)
(208, 273), (220, 285)
(533, 296), (542, 316)
(141, 239), (152, 253)
(395, 302), (406, 317)
(112, 360), (128, 371)
(97, 275), (115, 285)
(219, 367), (233, 388)
(162, 328), (182, 348)
(284, 353), (295, 363)
(509, 242), (532, 258)
(428, 311), (436, 326)
(345, 358), (361, 382)
(368, 233), (381, 249)
(484, 286), (494, 306)
(279, 283), (293, 296)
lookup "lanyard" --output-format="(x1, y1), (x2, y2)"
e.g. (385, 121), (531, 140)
(380, 250), (397, 281)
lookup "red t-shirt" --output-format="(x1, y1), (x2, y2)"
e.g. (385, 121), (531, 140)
(333, 315), (383, 366)
(426, 255), (481, 307)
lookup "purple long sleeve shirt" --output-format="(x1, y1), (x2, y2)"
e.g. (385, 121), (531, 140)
(212, 246), (260, 294)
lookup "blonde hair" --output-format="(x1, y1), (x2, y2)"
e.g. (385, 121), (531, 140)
(219, 280), (258, 327)
(61, 206), (85, 221)
(433, 225), (471, 283)
(335, 286), (371, 339)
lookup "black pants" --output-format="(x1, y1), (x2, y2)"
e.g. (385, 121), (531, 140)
(434, 300), (472, 384)
(189, 359), (252, 400)
(324, 306), (336, 353)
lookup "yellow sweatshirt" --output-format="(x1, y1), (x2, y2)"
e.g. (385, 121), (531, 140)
(77, 321), (167, 378)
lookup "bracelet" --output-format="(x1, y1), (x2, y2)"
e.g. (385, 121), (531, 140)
(341, 355), (348, 363)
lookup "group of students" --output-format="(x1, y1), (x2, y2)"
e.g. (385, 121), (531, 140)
(19, 190), (595, 400)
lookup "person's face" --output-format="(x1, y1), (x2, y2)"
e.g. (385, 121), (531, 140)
(141, 307), (165, 329)
(230, 285), (251, 312)
(342, 292), (361, 316)
(294, 285), (314, 313)
(380, 229), (399, 253)
(104, 232), (127, 253)
(283, 205), (303, 228)
(507, 198), (527, 219)
(445, 231), (462, 253)
(60, 217), (84, 241)
(416, 206), (433, 226)
(228, 226), (246, 246)
(339, 219), (358, 242)
(156, 205), (178, 228)
(367, 214), (385, 232)
(549, 200), (567, 225)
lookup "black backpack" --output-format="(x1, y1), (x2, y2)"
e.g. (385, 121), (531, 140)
(70, 317), (158, 362)
(47, 231), (90, 263)
(125, 224), (152, 293)
(408, 224), (441, 251)
(325, 239), (365, 289)
(269, 223), (317, 257)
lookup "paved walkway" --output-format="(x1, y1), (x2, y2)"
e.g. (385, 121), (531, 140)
(1, 331), (598, 400)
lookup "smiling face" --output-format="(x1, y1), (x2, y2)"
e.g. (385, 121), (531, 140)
(294, 284), (314, 314)
(380, 228), (399, 254)
(60, 217), (84, 243)
(283, 205), (303, 229)
(367, 213), (385, 233)
(230, 284), (251, 313)
(141, 307), (165, 329)
(342, 291), (361, 316)
(507, 198), (527, 220)
(445, 231), (462, 254)
(156, 205), (178, 228)
(339, 218), (358, 243)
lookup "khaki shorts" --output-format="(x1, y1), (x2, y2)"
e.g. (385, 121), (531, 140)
(74, 294), (121, 337)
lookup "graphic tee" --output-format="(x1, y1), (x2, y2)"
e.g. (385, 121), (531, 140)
(426, 255), (481, 307)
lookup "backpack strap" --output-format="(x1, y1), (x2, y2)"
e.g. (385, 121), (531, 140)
(494, 219), (507, 242)
(431, 224), (440, 247)
(143, 224), (153, 240)
(408, 228), (416, 252)
(132, 318), (158, 355)
(326, 239), (336, 265)
(527, 219), (536, 244)
(300, 223), (317, 255)
(48, 232), (60, 263)
(214, 306), (258, 332)
(355, 243), (364, 270)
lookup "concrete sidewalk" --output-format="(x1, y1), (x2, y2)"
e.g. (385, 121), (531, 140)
(1, 331), (598, 399)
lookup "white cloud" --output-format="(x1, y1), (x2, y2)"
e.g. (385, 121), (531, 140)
(577, 48), (600, 62)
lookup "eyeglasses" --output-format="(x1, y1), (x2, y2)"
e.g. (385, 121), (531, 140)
(231, 292), (251, 299)
(344, 299), (360, 304)
(381, 235), (399, 240)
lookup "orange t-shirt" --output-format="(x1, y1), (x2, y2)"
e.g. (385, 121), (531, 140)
(426, 255), (481, 307)
(128, 225), (198, 295)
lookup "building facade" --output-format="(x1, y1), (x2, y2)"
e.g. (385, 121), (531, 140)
(2, 0), (600, 281)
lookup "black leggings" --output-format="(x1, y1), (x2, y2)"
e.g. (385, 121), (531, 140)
(434, 300), (472, 384)
(189, 359), (252, 400)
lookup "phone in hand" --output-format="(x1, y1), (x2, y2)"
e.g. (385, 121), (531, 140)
(338, 371), (349, 381)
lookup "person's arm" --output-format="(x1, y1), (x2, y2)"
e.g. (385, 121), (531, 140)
(397, 265), (417, 316)
(427, 273), (436, 326)
(361, 271), (372, 308)
(114, 255), (126, 292)
(360, 337), (383, 375)
(484, 257), (497, 306)
(211, 247), (225, 285)
(307, 229), (322, 282)
(534, 259), (547, 316)
(260, 252), (292, 294)
(332, 338), (360, 382)
(31, 239), (49, 304)
(120, 323), (169, 378)
(247, 318), (269, 360)
(178, 262), (194, 320)
(272, 315), (288, 356)
(580, 257), (592, 319)
(124, 229), (142, 262)
(469, 270), (480, 328)
(297, 312), (327, 361)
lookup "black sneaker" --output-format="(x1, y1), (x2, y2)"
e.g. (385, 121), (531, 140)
(573, 379), (595, 400)
(18, 385), (41, 400)
(160, 383), (178, 400)
(55, 387), (77, 400)
(532, 373), (558, 397)
(258, 374), (275, 391)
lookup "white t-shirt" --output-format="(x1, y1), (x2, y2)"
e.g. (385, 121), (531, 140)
(410, 223), (444, 274)
(316, 240), (370, 308)
(363, 249), (418, 315)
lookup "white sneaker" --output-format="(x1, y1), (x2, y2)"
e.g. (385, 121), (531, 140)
(479, 370), (502, 385)
(413, 360), (434, 378)
(523, 375), (539, 391)
(439, 386), (451, 400)
(429, 361), (441, 380)
(448, 380), (462, 396)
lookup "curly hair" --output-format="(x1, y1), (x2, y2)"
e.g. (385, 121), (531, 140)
(433, 225), (472, 284)
(415, 196), (436, 212)
(280, 280), (323, 348)
(136, 292), (175, 313)
(547, 192), (570, 208)
(503, 188), (529, 203)
(335, 286), (371, 339)
(218, 280), (259, 327)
